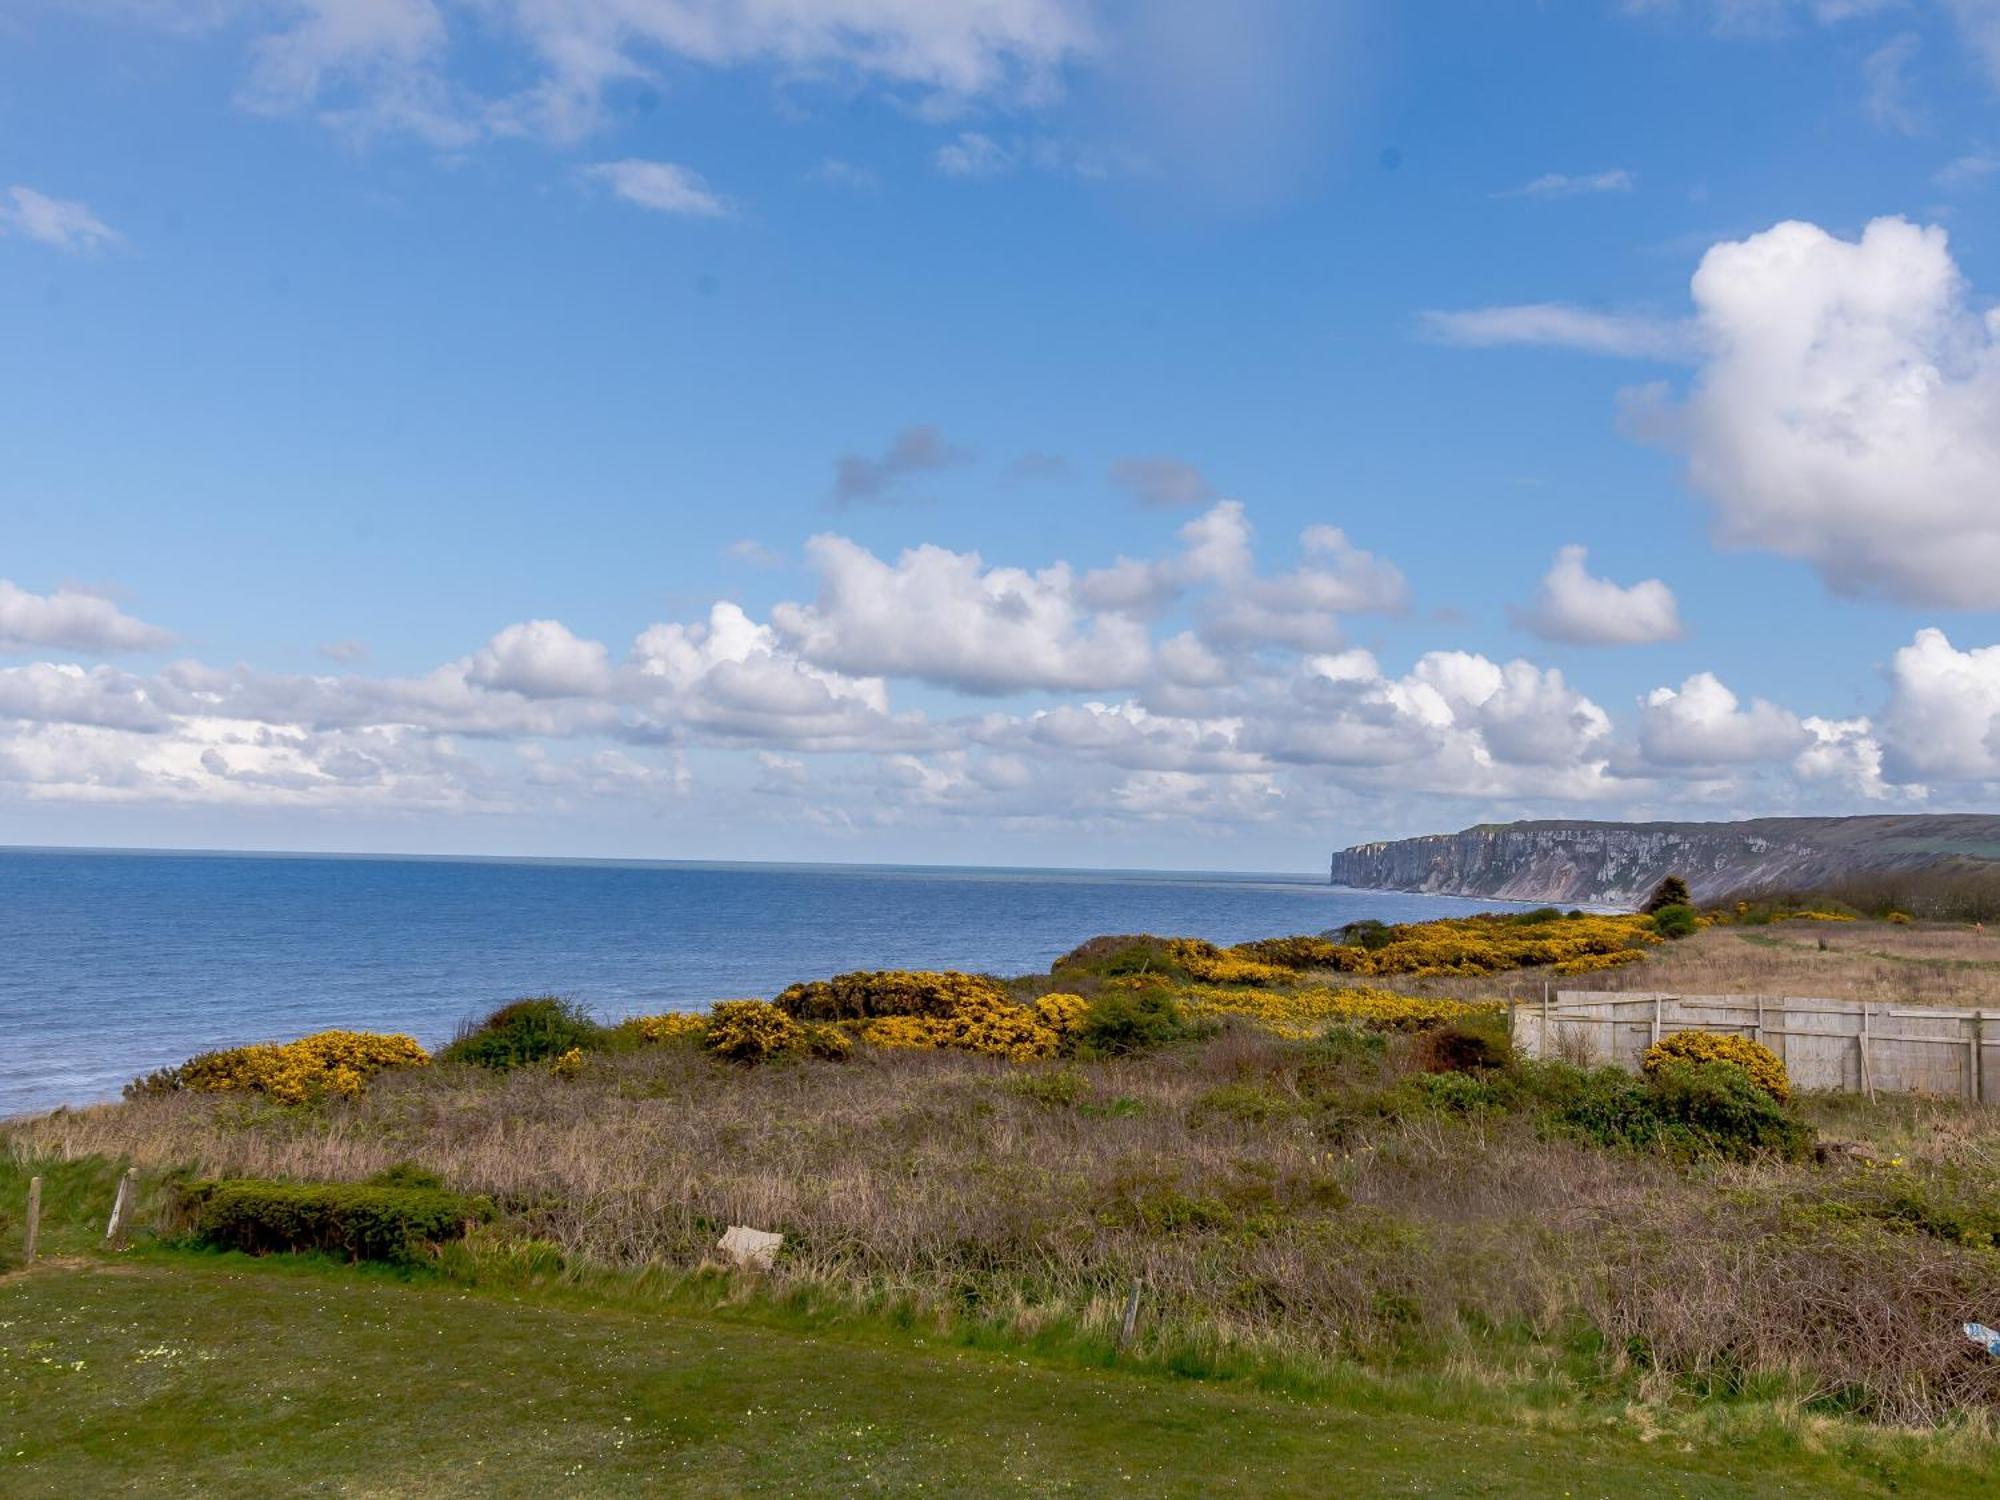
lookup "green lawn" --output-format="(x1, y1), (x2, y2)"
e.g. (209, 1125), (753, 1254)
(0, 1252), (1984, 1498)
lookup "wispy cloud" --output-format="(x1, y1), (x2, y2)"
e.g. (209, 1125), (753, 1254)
(1935, 150), (2000, 188)
(1862, 33), (1923, 135)
(1419, 304), (1697, 361)
(0, 186), (121, 253)
(832, 425), (972, 506)
(1108, 457), (1218, 508)
(1497, 169), (1635, 199)
(583, 160), (732, 218)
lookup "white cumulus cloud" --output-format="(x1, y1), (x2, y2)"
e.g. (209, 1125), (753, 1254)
(1639, 672), (1806, 766)
(0, 581), (173, 654)
(1516, 545), (1684, 646)
(1663, 216), (2000, 608)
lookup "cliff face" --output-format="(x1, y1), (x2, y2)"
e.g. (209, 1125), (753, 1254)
(1329, 815), (2000, 908)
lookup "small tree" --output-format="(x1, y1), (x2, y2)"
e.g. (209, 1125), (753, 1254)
(1643, 875), (1691, 914)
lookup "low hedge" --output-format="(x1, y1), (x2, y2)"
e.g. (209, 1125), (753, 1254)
(178, 1176), (494, 1262)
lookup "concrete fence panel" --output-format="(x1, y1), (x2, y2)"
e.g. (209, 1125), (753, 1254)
(1513, 990), (1996, 1102)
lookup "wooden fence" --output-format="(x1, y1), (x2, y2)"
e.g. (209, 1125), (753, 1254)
(1511, 990), (1997, 1102)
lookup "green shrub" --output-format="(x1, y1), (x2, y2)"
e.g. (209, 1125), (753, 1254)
(1542, 1059), (1811, 1162)
(1538, 1063), (1664, 1151)
(1650, 904), (1698, 940)
(1394, 1070), (1512, 1116)
(1074, 989), (1195, 1057)
(1005, 1070), (1089, 1109)
(438, 997), (605, 1071)
(1187, 1082), (1301, 1126)
(1643, 875), (1692, 914)
(1335, 919), (1394, 951)
(1414, 1020), (1513, 1074)
(1864, 1167), (2000, 1248)
(178, 1177), (493, 1262)
(1642, 1029), (1790, 1100)
(366, 1162), (446, 1191)
(1645, 1060), (1813, 1160)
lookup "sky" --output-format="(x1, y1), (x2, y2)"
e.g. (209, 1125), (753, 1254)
(2, 0), (2000, 871)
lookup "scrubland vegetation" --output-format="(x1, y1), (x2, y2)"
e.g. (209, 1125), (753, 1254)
(4, 903), (1998, 1494)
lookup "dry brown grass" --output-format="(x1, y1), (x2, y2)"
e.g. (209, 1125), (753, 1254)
(10, 1027), (1998, 1427)
(1402, 921), (2000, 1009)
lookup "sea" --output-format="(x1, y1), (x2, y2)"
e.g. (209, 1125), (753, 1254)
(1, 847), (1527, 1118)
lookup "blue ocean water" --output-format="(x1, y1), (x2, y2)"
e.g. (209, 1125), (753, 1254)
(1, 848), (1522, 1117)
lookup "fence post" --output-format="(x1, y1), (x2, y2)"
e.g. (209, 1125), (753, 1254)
(1540, 983), (1550, 1060)
(1117, 1279), (1144, 1353)
(1859, 1004), (1875, 1102)
(104, 1167), (137, 1249)
(1753, 995), (1763, 1046)
(23, 1176), (41, 1265)
(1651, 993), (1662, 1047)
(1976, 1012), (1988, 1106)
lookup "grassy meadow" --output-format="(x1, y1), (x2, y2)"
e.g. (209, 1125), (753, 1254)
(5, 907), (1999, 1494)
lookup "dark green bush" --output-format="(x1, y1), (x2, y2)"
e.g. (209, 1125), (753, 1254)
(1334, 919), (1394, 952)
(1187, 1082), (1301, 1126)
(1645, 1060), (1813, 1160)
(1643, 875), (1692, 914)
(1537, 1059), (1812, 1161)
(1414, 1020), (1514, 1074)
(178, 1178), (494, 1262)
(1394, 1070), (1513, 1116)
(1650, 904), (1698, 940)
(438, 997), (605, 1071)
(1075, 989), (1194, 1057)
(1004, 1070), (1089, 1109)
(1862, 1167), (2000, 1248)
(367, 1162), (446, 1191)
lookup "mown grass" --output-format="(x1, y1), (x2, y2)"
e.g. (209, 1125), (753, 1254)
(2, 1244), (1991, 1498)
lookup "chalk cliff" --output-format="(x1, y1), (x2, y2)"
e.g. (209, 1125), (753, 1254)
(1328, 815), (2000, 908)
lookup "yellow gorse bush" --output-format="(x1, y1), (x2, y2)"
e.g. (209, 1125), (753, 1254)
(774, 969), (1014, 1021)
(1642, 1029), (1792, 1101)
(1160, 939), (1295, 987)
(146, 1030), (430, 1104)
(1177, 985), (1501, 1039)
(625, 1012), (709, 1045)
(704, 1000), (804, 1063)
(1297, 913), (1659, 979)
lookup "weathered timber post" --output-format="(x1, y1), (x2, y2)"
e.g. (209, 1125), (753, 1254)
(1117, 1280), (1144, 1353)
(1975, 1012), (1989, 1107)
(23, 1176), (41, 1265)
(104, 1167), (137, 1248)
(1859, 1004), (1875, 1102)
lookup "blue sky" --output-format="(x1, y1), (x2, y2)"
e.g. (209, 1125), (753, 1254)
(3, 0), (1999, 869)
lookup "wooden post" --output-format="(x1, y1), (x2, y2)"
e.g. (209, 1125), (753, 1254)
(104, 1167), (137, 1248)
(23, 1176), (41, 1265)
(1651, 993), (1663, 1047)
(1859, 1004), (1875, 1102)
(1753, 995), (1764, 1046)
(1975, 1012), (1988, 1107)
(1117, 1280), (1143, 1353)
(1540, 982), (1551, 1060)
